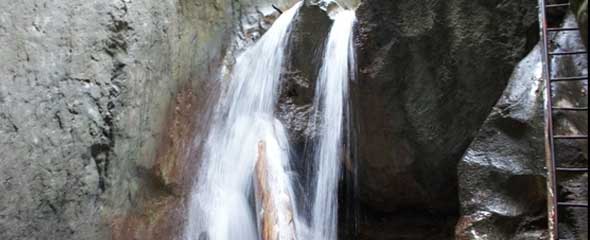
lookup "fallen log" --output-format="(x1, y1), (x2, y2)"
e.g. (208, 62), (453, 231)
(255, 141), (297, 240)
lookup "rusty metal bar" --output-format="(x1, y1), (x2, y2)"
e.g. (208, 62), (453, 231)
(539, 0), (560, 238)
(551, 76), (589, 82)
(548, 27), (581, 32)
(558, 202), (589, 208)
(552, 107), (589, 111)
(556, 167), (589, 172)
(546, 3), (570, 8)
(549, 50), (588, 56)
(553, 135), (589, 140)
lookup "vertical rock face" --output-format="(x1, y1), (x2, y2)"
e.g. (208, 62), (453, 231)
(354, 0), (538, 238)
(277, 4), (332, 181)
(457, 14), (588, 240)
(456, 44), (548, 240)
(0, 1), (585, 240)
(0, 0), (297, 239)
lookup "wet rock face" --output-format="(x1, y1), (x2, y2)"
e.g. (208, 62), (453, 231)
(457, 15), (588, 239)
(275, 3), (338, 217)
(354, 0), (539, 210)
(456, 44), (548, 240)
(277, 4), (332, 159)
(354, 0), (538, 238)
(0, 0), (295, 239)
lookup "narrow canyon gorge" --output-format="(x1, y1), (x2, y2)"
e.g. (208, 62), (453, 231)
(0, 0), (587, 240)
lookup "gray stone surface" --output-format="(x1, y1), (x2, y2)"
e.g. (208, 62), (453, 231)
(355, 0), (538, 224)
(353, 1), (539, 238)
(457, 15), (588, 239)
(457, 43), (548, 240)
(355, 0), (539, 213)
(278, 3), (332, 166)
(0, 0), (299, 239)
(275, 3), (339, 222)
(1, 0), (586, 239)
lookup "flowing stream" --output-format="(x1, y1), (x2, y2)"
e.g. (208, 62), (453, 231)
(184, 2), (356, 240)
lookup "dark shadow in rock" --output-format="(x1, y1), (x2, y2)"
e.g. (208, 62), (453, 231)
(90, 143), (112, 192)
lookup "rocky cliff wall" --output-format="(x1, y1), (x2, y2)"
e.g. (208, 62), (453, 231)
(457, 14), (587, 239)
(0, 0), (297, 239)
(354, 0), (539, 238)
(1, 0), (587, 239)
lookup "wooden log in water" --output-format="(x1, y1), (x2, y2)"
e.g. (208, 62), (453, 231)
(255, 141), (297, 240)
(255, 141), (275, 240)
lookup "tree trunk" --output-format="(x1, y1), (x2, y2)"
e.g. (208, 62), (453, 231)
(255, 141), (297, 240)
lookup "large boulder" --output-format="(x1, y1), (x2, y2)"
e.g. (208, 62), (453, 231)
(457, 15), (588, 239)
(354, 0), (539, 216)
(456, 43), (547, 240)
(353, 0), (539, 238)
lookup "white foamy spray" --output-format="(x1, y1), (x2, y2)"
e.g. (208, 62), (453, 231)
(309, 9), (356, 240)
(185, 3), (357, 240)
(184, 3), (304, 240)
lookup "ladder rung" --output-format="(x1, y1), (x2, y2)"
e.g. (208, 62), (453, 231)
(546, 3), (570, 8)
(552, 107), (589, 111)
(556, 167), (589, 172)
(549, 50), (588, 56)
(558, 202), (589, 208)
(548, 27), (580, 32)
(554, 135), (588, 140)
(551, 76), (589, 82)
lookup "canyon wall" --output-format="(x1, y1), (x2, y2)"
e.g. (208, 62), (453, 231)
(1, 0), (587, 240)
(0, 0), (296, 239)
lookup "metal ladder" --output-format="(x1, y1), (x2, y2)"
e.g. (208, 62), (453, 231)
(539, 1), (589, 239)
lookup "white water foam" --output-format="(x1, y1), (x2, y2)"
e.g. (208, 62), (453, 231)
(184, 3), (304, 240)
(309, 9), (356, 240)
(185, 3), (357, 240)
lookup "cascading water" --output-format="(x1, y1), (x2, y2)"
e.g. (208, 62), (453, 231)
(309, 10), (357, 240)
(184, 2), (357, 240)
(184, 3), (303, 240)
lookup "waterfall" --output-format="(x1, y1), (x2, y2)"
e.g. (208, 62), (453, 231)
(309, 10), (357, 240)
(184, 2), (357, 240)
(184, 2), (304, 240)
